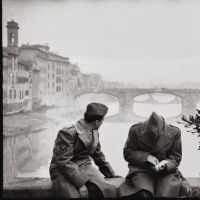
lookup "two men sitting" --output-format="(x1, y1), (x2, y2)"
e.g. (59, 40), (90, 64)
(49, 103), (191, 198)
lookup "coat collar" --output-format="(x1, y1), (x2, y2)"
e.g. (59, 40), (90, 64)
(75, 119), (99, 151)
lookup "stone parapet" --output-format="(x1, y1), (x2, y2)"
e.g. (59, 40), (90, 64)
(3, 177), (200, 198)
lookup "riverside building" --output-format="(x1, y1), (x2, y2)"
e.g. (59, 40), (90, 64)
(3, 20), (104, 114)
(3, 20), (31, 114)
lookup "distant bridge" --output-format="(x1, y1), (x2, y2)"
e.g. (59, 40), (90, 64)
(73, 88), (200, 122)
(133, 93), (181, 105)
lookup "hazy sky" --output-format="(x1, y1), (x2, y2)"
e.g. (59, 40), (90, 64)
(2, 0), (200, 86)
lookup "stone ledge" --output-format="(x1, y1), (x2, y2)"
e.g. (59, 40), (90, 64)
(3, 177), (200, 198)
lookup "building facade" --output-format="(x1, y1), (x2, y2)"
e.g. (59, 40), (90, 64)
(19, 44), (72, 106)
(48, 51), (70, 105)
(3, 21), (31, 114)
(3, 20), (105, 114)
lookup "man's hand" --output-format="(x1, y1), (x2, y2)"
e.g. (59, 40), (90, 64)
(79, 185), (88, 198)
(147, 155), (159, 167)
(155, 160), (168, 172)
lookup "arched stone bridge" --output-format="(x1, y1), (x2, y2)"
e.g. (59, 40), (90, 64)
(73, 88), (200, 122)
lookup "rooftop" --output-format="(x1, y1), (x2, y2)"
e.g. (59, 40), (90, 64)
(6, 20), (19, 29)
(21, 44), (69, 61)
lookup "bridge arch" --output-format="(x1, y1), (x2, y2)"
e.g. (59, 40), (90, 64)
(133, 92), (182, 119)
(133, 91), (183, 101)
(73, 92), (120, 117)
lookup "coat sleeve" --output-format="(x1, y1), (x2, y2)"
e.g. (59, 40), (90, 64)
(53, 128), (89, 189)
(165, 129), (182, 172)
(123, 127), (150, 168)
(91, 141), (115, 178)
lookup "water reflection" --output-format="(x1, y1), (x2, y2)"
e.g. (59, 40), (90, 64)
(17, 121), (200, 178)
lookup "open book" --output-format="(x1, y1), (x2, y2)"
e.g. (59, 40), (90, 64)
(155, 160), (168, 171)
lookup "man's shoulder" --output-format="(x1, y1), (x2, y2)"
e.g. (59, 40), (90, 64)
(59, 124), (76, 136)
(167, 124), (181, 138)
(130, 122), (143, 131)
(169, 124), (180, 132)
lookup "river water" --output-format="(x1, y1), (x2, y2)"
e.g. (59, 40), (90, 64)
(3, 97), (200, 178)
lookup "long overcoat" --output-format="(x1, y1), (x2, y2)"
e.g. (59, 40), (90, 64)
(49, 119), (117, 198)
(120, 122), (184, 198)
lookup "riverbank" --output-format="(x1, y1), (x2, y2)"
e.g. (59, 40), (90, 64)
(3, 105), (76, 137)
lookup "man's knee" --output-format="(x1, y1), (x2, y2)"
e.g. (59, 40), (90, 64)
(135, 189), (153, 198)
(86, 181), (104, 198)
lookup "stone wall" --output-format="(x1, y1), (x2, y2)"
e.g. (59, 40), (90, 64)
(3, 177), (200, 198)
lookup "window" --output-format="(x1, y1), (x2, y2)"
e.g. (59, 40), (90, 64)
(10, 90), (12, 99)
(25, 90), (29, 96)
(10, 33), (15, 44)
(14, 90), (16, 99)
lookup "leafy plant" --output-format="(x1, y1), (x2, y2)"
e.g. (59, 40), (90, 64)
(178, 109), (200, 150)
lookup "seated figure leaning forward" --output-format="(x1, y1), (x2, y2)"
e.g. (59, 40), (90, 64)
(49, 103), (117, 198)
(120, 112), (191, 198)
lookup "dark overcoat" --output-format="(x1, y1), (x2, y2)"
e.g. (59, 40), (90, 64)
(120, 122), (184, 198)
(49, 119), (117, 198)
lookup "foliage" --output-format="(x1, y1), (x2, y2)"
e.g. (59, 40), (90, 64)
(179, 109), (200, 150)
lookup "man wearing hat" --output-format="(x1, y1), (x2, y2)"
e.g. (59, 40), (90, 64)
(119, 112), (191, 198)
(49, 103), (117, 198)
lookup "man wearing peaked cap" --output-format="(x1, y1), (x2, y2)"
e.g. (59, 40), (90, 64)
(49, 103), (117, 198)
(85, 102), (108, 116)
(120, 112), (191, 198)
